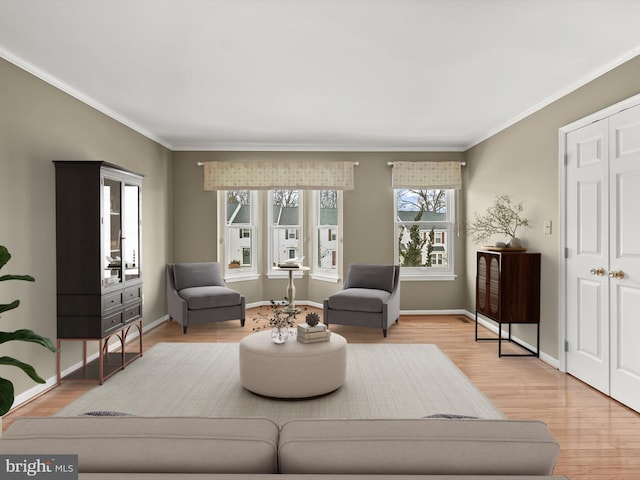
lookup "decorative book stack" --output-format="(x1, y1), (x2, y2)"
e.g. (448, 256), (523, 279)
(297, 322), (331, 344)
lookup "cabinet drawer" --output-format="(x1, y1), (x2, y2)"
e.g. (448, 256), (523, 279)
(124, 303), (141, 324)
(102, 311), (123, 334)
(102, 292), (123, 313)
(124, 285), (142, 304)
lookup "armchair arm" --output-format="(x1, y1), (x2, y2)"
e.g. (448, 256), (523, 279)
(166, 265), (188, 323)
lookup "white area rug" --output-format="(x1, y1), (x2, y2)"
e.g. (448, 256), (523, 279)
(55, 342), (504, 424)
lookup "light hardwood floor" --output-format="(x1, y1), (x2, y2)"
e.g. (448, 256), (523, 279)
(6, 309), (640, 480)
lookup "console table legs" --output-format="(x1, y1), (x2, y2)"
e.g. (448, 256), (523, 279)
(56, 320), (143, 385)
(475, 311), (539, 358)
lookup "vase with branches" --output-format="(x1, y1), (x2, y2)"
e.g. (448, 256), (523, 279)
(466, 195), (530, 247)
(253, 298), (303, 344)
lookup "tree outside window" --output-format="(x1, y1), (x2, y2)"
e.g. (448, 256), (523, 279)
(395, 189), (453, 273)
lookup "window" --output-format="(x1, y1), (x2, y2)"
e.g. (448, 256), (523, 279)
(269, 189), (302, 268)
(220, 188), (341, 282)
(313, 190), (338, 277)
(394, 188), (454, 278)
(225, 190), (256, 275)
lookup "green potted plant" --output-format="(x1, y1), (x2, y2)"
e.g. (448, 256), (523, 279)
(466, 195), (530, 248)
(0, 245), (57, 416)
(228, 259), (241, 269)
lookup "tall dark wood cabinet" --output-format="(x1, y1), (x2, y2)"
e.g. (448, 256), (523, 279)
(475, 250), (541, 357)
(54, 161), (143, 383)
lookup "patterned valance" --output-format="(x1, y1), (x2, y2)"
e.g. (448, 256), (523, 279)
(204, 161), (355, 190)
(391, 161), (462, 189)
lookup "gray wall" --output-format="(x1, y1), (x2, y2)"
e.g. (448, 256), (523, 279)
(464, 54), (640, 359)
(0, 58), (173, 402)
(171, 151), (468, 310)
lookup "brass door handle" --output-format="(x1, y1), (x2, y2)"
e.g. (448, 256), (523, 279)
(590, 267), (606, 276)
(609, 270), (625, 279)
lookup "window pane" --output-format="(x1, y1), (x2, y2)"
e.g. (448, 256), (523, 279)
(317, 227), (338, 269)
(396, 189), (447, 216)
(272, 227), (300, 266)
(395, 189), (452, 272)
(226, 190), (255, 271)
(272, 189), (299, 225)
(315, 190), (338, 273)
(228, 226), (253, 266)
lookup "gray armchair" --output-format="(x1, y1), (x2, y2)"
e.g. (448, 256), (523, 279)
(324, 264), (400, 337)
(166, 262), (245, 334)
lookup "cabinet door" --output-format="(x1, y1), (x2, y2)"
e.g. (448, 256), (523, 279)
(123, 181), (141, 282)
(102, 176), (123, 288)
(476, 252), (501, 321)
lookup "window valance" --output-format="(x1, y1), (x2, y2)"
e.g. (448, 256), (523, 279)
(203, 161), (355, 191)
(391, 161), (462, 189)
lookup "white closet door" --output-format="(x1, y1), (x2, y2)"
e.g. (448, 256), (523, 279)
(609, 105), (640, 413)
(565, 119), (610, 394)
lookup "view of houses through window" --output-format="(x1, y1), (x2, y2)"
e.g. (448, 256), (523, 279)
(226, 190), (255, 271)
(225, 187), (451, 279)
(315, 189), (338, 273)
(270, 189), (301, 266)
(223, 189), (340, 280)
(395, 189), (453, 273)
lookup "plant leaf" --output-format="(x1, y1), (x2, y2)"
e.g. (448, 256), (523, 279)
(0, 299), (20, 315)
(0, 329), (58, 352)
(0, 356), (46, 383)
(0, 377), (15, 416)
(0, 274), (35, 283)
(0, 246), (10, 270)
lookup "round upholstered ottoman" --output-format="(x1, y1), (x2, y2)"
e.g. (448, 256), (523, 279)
(239, 330), (347, 398)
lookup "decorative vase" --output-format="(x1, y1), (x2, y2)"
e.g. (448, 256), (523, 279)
(507, 237), (522, 248)
(271, 327), (289, 344)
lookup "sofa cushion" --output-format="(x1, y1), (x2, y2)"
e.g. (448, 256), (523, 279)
(0, 416), (279, 474)
(173, 262), (225, 291)
(327, 288), (390, 313)
(278, 419), (560, 476)
(344, 264), (395, 292)
(179, 286), (242, 310)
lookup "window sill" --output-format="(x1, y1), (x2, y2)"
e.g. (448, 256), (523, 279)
(310, 273), (340, 283)
(266, 271), (305, 280)
(400, 273), (457, 282)
(225, 273), (260, 283)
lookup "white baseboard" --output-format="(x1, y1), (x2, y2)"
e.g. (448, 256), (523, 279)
(11, 315), (170, 413)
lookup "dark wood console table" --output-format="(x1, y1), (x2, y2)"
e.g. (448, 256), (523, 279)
(475, 250), (541, 357)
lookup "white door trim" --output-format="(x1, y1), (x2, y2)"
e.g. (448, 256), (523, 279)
(558, 92), (640, 373)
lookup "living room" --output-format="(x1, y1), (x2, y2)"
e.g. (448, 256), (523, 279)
(1, 2), (640, 478)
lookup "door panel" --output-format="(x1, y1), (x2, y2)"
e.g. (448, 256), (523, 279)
(566, 119), (610, 394)
(609, 105), (640, 412)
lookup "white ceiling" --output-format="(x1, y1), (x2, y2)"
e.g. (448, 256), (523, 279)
(2, 0), (640, 152)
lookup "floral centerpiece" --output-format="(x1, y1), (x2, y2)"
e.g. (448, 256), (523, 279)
(253, 298), (302, 344)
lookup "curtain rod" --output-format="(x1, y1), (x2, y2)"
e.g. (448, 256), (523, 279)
(197, 161), (360, 166)
(387, 161), (466, 166)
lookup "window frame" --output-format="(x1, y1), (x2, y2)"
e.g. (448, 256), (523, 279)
(268, 189), (303, 274)
(393, 188), (456, 281)
(221, 190), (258, 280)
(312, 189), (339, 281)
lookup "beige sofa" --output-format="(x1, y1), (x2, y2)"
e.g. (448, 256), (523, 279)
(0, 416), (567, 479)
